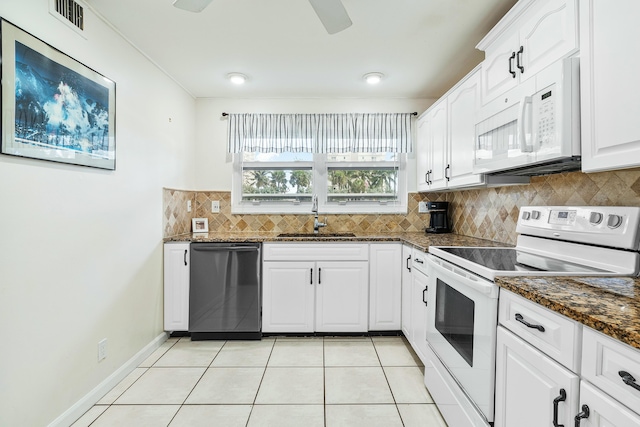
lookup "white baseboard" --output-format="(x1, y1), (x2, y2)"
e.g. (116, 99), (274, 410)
(48, 332), (169, 427)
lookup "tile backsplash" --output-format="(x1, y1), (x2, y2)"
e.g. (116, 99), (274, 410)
(163, 168), (640, 245)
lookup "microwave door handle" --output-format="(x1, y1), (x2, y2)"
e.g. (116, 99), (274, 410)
(518, 96), (534, 153)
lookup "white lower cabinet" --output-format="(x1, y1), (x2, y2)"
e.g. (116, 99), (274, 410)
(401, 245), (413, 337)
(369, 243), (402, 331)
(495, 326), (579, 427)
(315, 261), (369, 332)
(577, 381), (640, 427)
(262, 261), (315, 333)
(262, 243), (369, 333)
(408, 250), (430, 364)
(163, 242), (190, 331)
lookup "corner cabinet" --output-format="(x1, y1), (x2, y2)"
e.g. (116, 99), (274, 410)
(262, 243), (369, 333)
(369, 243), (402, 331)
(478, 0), (578, 104)
(163, 242), (190, 332)
(580, 0), (640, 173)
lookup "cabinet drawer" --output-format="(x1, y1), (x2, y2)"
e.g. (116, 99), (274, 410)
(263, 243), (368, 261)
(499, 289), (581, 372)
(582, 327), (640, 415)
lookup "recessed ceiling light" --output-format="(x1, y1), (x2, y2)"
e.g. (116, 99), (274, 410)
(363, 72), (384, 85)
(227, 73), (247, 85)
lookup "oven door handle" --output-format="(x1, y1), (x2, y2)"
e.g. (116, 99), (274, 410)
(426, 256), (499, 298)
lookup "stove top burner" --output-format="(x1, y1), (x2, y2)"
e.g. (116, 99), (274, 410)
(437, 247), (610, 274)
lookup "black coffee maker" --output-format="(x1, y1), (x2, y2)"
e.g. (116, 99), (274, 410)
(426, 201), (450, 234)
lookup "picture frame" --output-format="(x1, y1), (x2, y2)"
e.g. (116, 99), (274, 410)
(1, 18), (116, 170)
(192, 218), (209, 233)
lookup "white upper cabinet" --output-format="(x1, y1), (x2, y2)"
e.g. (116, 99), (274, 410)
(580, 0), (640, 172)
(416, 67), (484, 192)
(478, 0), (578, 104)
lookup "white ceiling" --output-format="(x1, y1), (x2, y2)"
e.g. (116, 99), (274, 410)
(84, 0), (518, 99)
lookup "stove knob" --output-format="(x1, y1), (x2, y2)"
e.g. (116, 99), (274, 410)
(531, 210), (541, 220)
(607, 214), (623, 229)
(589, 212), (603, 225)
(521, 212), (531, 220)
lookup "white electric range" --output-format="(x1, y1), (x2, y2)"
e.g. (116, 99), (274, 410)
(423, 206), (640, 427)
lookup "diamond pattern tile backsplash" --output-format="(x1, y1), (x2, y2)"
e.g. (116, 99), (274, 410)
(163, 168), (640, 245)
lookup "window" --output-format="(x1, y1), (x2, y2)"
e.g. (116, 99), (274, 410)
(232, 151), (406, 214)
(228, 113), (412, 214)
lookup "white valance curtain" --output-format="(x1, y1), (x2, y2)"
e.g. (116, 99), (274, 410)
(227, 113), (413, 153)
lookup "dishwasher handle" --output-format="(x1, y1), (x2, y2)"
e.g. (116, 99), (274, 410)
(191, 245), (260, 252)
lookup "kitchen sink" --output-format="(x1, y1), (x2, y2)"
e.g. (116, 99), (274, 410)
(277, 232), (356, 238)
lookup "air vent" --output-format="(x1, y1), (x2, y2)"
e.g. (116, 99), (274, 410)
(55, 0), (84, 30)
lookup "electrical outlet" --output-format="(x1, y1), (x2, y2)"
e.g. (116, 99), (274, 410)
(98, 339), (107, 361)
(418, 201), (428, 213)
(211, 201), (220, 213)
(187, 200), (192, 213)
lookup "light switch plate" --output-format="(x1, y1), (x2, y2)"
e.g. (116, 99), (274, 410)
(187, 200), (192, 212)
(211, 201), (220, 213)
(418, 201), (428, 213)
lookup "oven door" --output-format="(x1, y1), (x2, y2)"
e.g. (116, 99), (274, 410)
(425, 255), (499, 423)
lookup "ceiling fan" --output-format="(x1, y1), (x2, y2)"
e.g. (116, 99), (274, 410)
(171, 0), (353, 34)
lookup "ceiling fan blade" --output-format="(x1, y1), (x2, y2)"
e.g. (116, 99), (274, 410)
(308, 0), (353, 34)
(172, 0), (214, 13)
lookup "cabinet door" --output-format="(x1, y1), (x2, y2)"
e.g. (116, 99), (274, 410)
(429, 102), (448, 190)
(580, 0), (640, 172)
(410, 267), (429, 365)
(262, 261), (315, 333)
(416, 113), (431, 192)
(447, 70), (483, 188)
(369, 244), (402, 331)
(494, 326), (579, 427)
(401, 245), (413, 337)
(163, 243), (190, 331)
(578, 381), (640, 427)
(519, 0), (578, 80)
(315, 261), (369, 333)
(481, 32), (519, 104)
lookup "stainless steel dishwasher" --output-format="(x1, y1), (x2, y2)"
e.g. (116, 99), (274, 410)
(189, 242), (262, 340)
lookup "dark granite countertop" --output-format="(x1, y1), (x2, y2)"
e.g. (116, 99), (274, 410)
(496, 276), (640, 350)
(164, 231), (508, 253)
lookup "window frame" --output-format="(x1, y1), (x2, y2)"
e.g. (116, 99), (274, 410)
(231, 153), (407, 214)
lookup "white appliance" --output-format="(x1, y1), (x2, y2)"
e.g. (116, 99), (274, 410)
(474, 57), (581, 176)
(424, 206), (640, 427)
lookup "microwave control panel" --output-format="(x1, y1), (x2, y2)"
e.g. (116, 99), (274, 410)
(532, 83), (556, 148)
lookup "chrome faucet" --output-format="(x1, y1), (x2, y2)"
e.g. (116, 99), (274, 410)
(311, 194), (327, 234)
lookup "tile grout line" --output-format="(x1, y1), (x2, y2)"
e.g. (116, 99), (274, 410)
(371, 336), (407, 427)
(245, 337), (276, 426)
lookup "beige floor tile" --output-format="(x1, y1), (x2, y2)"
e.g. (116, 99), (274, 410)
(325, 367), (394, 404)
(255, 367), (324, 404)
(169, 405), (252, 427)
(138, 338), (179, 368)
(325, 404), (403, 427)
(185, 367), (265, 404)
(154, 340), (224, 367)
(384, 366), (433, 403)
(90, 405), (180, 427)
(268, 339), (323, 367)
(247, 405), (325, 427)
(70, 405), (108, 427)
(397, 404), (448, 427)
(373, 338), (421, 367)
(114, 367), (205, 404)
(324, 340), (380, 366)
(96, 368), (147, 404)
(211, 340), (275, 367)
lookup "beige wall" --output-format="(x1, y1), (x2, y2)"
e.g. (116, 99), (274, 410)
(0, 1), (196, 425)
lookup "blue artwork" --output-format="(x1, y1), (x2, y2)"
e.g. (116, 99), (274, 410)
(14, 41), (111, 159)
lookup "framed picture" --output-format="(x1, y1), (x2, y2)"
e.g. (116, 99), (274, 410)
(1, 19), (116, 170)
(192, 218), (209, 233)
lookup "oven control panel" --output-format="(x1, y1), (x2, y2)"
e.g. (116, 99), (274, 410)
(516, 206), (640, 250)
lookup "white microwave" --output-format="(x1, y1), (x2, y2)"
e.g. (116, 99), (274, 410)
(474, 57), (581, 175)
